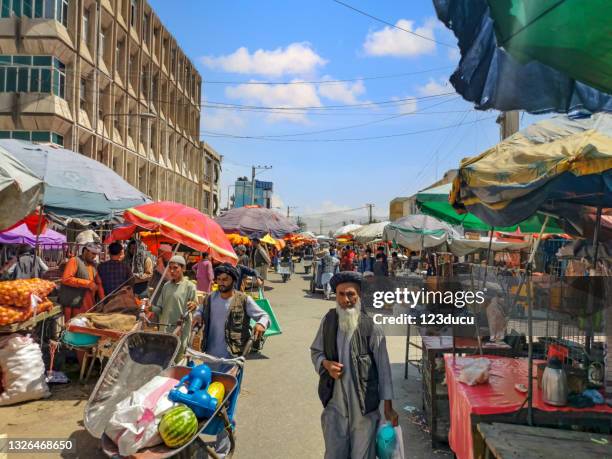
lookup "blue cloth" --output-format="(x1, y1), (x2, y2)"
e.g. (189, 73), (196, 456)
(433, 0), (612, 114)
(582, 389), (604, 405)
(359, 256), (375, 273)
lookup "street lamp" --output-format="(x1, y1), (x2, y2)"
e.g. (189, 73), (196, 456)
(100, 112), (156, 168)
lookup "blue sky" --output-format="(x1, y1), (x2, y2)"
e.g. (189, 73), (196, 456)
(149, 0), (523, 229)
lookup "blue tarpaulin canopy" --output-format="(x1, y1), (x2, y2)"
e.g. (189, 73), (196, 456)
(0, 140), (150, 223)
(433, 0), (612, 114)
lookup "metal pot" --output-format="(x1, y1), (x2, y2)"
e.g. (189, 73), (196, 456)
(541, 358), (568, 406)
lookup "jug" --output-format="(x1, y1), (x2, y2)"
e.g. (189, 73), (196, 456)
(541, 358), (568, 406)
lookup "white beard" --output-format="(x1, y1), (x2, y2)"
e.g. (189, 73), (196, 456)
(337, 300), (361, 335)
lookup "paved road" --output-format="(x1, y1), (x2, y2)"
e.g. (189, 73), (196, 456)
(0, 265), (452, 458)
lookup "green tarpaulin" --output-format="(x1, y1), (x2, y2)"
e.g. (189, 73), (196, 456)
(416, 183), (565, 233)
(488, 0), (612, 94)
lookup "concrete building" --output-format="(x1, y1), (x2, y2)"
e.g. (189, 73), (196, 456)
(0, 0), (220, 213)
(233, 177), (273, 209)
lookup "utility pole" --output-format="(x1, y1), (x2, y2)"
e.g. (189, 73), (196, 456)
(497, 111), (519, 140)
(319, 220), (323, 235)
(366, 203), (374, 224)
(286, 206), (297, 218)
(251, 165), (273, 205)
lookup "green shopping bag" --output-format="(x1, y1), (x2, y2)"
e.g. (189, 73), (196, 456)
(250, 288), (282, 337)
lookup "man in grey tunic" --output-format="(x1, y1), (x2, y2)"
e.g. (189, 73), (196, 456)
(311, 271), (398, 459)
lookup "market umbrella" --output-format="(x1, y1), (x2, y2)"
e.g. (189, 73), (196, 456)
(123, 201), (237, 265)
(488, 0), (612, 94)
(417, 183), (565, 233)
(0, 223), (66, 247)
(450, 113), (612, 228)
(215, 206), (299, 239)
(333, 224), (362, 238)
(349, 221), (390, 243)
(0, 146), (43, 230)
(433, 0), (612, 113)
(1, 139), (150, 223)
(383, 214), (451, 251)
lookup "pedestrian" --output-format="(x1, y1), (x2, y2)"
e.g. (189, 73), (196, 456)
(320, 249), (340, 300)
(340, 246), (355, 271)
(97, 242), (133, 296)
(148, 243), (173, 302)
(408, 251), (419, 272)
(310, 271), (397, 459)
(250, 238), (271, 286)
(59, 243), (105, 322)
(373, 253), (389, 276)
(193, 252), (214, 293)
(148, 255), (197, 362)
(8, 245), (48, 279)
(359, 247), (375, 274)
(125, 240), (154, 296)
(235, 244), (250, 267)
(193, 262), (269, 455)
(390, 251), (402, 276)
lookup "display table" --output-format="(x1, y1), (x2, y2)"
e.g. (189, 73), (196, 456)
(0, 305), (62, 333)
(445, 355), (612, 459)
(477, 422), (612, 459)
(420, 337), (513, 447)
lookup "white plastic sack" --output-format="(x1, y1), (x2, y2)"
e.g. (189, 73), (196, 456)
(104, 376), (180, 456)
(0, 334), (50, 406)
(458, 358), (491, 386)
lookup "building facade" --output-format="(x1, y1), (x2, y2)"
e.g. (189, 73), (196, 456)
(233, 177), (273, 209)
(0, 0), (220, 213)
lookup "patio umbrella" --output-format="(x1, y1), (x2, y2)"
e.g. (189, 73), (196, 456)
(123, 201), (237, 265)
(215, 206), (299, 239)
(450, 113), (612, 228)
(0, 223), (66, 247)
(417, 183), (565, 233)
(488, 0), (612, 94)
(1, 139), (150, 223)
(350, 221), (390, 243)
(433, 0), (612, 113)
(383, 214), (451, 251)
(333, 224), (362, 238)
(0, 147), (43, 230)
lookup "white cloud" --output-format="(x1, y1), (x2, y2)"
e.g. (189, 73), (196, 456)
(270, 194), (285, 210)
(201, 109), (246, 132)
(393, 96), (418, 115)
(447, 47), (461, 62)
(417, 78), (449, 96)
(363, 19), (436, 57)
(318, 78), (366, 104)
(225, 81), (322, 123)
(201, 42), (327, 77)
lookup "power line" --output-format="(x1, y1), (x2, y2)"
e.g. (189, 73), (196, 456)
(332, 0), (455, 48)
(202, 66), (454, 85)
(201, 115), (496, 143)
(202, 96), (461, 139)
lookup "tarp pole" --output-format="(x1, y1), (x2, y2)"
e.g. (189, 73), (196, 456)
(526, 215), (548, 427)
(586, 205), (603, 356)
(33, 208), (43, 278)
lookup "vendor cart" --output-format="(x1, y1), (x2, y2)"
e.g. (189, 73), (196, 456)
(84, 331), (252, 458)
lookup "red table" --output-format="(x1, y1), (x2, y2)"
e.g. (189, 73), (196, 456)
(445, 355), (612, 459)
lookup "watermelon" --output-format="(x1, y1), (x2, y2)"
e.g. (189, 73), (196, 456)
(159, 405), (199, 448)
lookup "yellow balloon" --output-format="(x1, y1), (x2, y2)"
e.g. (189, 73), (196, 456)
(207, 382), (225, 402)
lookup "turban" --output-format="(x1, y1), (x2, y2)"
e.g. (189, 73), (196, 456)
(214, 263), (239, 281)
(329, 271), (362, 292)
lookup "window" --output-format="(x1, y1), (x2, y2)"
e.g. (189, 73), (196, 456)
(142, 14), (149, 44)
(80, 78), (86, 109)
(130, 0), (136, 27)
(98, 31), (105, 59)
(0, 0), (62, 18)
(82, 10), (89, 43)
(0, 55), (64, 97)
(0, 130), (63, 145)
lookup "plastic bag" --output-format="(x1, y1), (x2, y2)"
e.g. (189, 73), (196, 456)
(104, 376), (180, 456)
(0, 334), (50, 405)
(376, 422), (405, 459)
(486, 297), (507, 342)
(458, 358), (491, 386)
